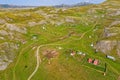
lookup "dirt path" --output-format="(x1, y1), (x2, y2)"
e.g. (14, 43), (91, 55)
(27, 45), (42, 80)
(14, 21), (99, 80)
(27, 23), (98, 80)
(13, 32), (71, 80)
(27, 44), (61, 80)
(73, 22), (97, 41)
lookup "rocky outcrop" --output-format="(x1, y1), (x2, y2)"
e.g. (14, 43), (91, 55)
(94, 40), (120, 57)
(28, 22), (37, 27)
(0, 24), (27, 40)
(109, 21), (120, 27)
(0, 19), (6, 24)
(109, 10), (120, 16)
(104, 27), (120, 37)
(0, 42), (18, 70)
(28, 20), (47, 27)
(0, 55), (12, 70)
(5, 24), (27, 34)
(103, 20), (120, 37)
(0, 30), (8, 36)
(117, 41), (120, 57)
(65, 17), (75, 23)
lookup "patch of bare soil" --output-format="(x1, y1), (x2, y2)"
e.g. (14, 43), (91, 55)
(43, 49), (59, 59)
(118, 76), (120, 80)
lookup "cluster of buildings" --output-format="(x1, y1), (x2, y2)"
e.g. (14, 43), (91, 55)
(70, 50), (86, 56)
(69, 49), (116, 76)
(88, 58), (99, 65)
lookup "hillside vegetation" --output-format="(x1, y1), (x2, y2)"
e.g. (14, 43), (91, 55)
(0, 0), (120, 80)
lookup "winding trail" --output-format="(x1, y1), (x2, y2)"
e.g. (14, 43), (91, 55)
(13, 32), (72, 80)
(27, 44), (62, 80)
(27, 45), (42, 80)
(27, 23), (99, 80)
(15, 21), (120, 79)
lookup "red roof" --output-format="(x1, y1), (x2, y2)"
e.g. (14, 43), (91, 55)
(88, 58), (93, 63)
(93, 59), (99, 65)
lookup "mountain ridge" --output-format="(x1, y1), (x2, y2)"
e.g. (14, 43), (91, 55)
(0, 2), (93, 8)
(0, 4), (36, 8)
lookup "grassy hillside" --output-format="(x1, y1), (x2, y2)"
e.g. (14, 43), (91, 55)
(0, 0), (120, 80)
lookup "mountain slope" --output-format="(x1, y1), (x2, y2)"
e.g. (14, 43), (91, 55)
(0, 0), (120, 80)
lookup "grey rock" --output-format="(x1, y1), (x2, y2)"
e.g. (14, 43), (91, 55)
(38, 20), (47, 25)
(28, 22), (37, 27)
(109, 21), (120, 27)
(117, 41), (120, 57)
(65, 17), (75, 23)
(109, 10), (120, 16)
(95, 40), (120, 57)
(0, 30), (8, 36)
(6, 24), (27, 34)
(0, 42), (18, 70)
(0, 19), (6, 24)
(0, 55), (12, 70)
(104, 27), (119, 37)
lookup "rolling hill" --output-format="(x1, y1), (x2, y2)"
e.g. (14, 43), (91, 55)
(0, 0), (120, 80)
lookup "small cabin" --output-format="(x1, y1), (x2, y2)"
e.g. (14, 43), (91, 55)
(77, 51), (86, 56)
(88, 58), (93, 63)
(106, 55), (116, 61)
(70, 51), (76, 56)
(93, 59), (99, 65)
